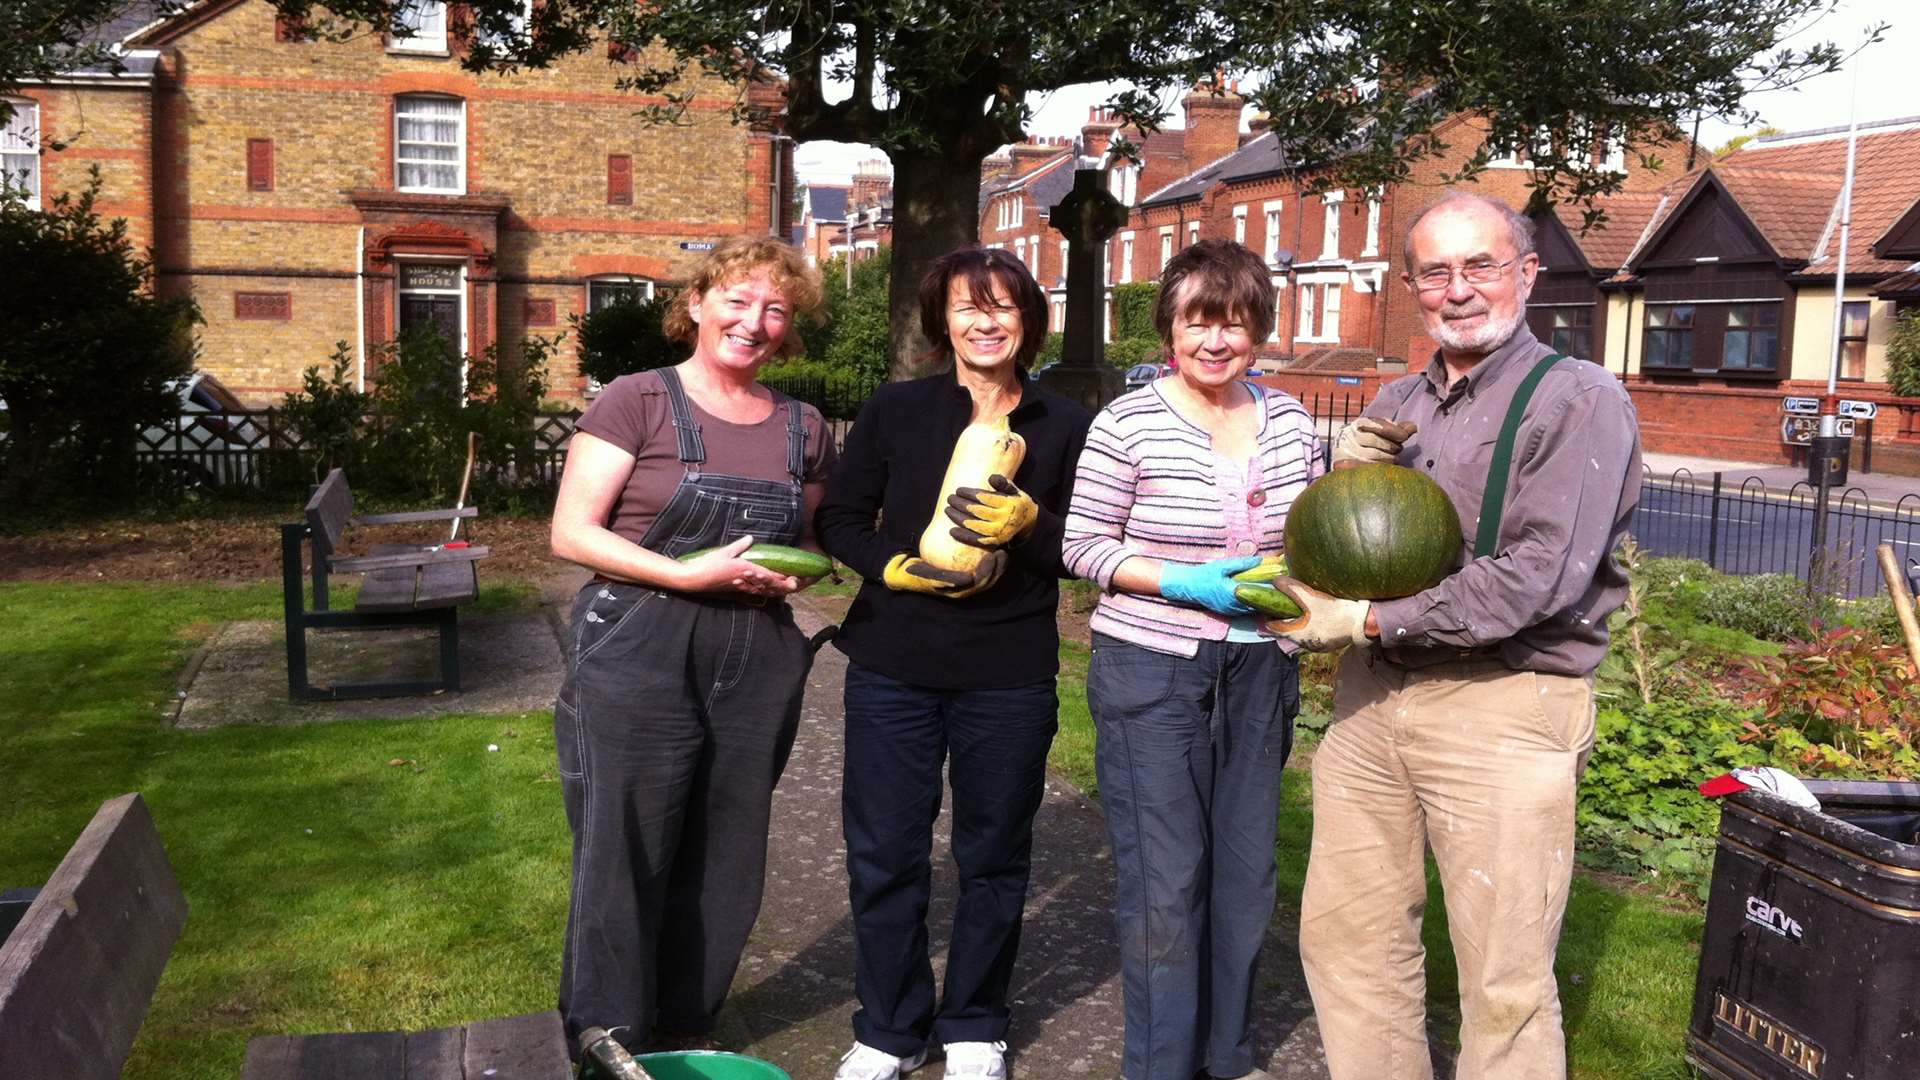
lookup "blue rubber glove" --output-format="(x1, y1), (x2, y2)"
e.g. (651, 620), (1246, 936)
(1157, 555), (1262, 616)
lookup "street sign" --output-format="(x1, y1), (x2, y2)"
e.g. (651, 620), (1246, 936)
(1838, 399), (1879, 420)
(1782, 396), (1821, 415)
(1782, 415), (1856, 444)
(1335, 375), (1362, 385)
(678, 241), (716, 252)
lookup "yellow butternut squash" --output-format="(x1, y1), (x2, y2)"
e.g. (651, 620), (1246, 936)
(918, 417), (1027, 572)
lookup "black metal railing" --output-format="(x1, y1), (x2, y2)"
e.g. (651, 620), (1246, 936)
(1631, 468), (1920, 598)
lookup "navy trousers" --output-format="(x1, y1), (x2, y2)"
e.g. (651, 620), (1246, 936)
(1087, 634), (1299, 1080)
(840, 662), (1059, 1056)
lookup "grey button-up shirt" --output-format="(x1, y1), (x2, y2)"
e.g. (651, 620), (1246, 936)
(1364, 328), (1642, 676)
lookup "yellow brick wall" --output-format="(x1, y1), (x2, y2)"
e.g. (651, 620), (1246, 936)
(143, 0), (777, 402)
(26, 85), (155, 250)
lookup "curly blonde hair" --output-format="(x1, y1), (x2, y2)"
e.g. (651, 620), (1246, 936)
(662, 236), (825, 360)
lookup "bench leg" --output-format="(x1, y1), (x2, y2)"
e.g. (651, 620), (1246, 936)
(281, 523), (316, 700)
(438, 607), (462, 694)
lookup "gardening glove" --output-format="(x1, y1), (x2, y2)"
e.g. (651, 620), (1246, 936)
(1332, 417), (1418, 468)
(945, 474), (1039, 548)
(1260, 576), (1372, 652)
(1158, 555), (1262, 616)
(882, 550), (1007, 600)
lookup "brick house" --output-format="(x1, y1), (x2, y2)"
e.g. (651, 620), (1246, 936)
(13, 0), (794, 403)
(793, 181), (849, 265)
(1528, 118), (1920, 472)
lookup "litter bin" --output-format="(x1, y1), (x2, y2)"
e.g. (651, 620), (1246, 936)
(1688, 780), (1920, 1079)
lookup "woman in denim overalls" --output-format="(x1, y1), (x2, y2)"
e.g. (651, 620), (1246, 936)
(548, 238), (831, 1059)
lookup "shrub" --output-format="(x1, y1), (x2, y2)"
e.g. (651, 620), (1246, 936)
(756, 359), (880, 421)
(1696, 572), (1831, 642)
(275, 345), (372, 489)
(570, 293), (689, 387)
(1111, 282), (1159, 341)
(1887, 307), (1920, 398)
(1102, 337), (1165, 369)
(1735, 626), (1919, 778)
(1032, 332), (1064, 370)
(822, 248), (891, 381)
(0, 169), (200, 509)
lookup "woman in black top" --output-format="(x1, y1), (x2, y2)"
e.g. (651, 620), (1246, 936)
(815, 247), (1091, 1080)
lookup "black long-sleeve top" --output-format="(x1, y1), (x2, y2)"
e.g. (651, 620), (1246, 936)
(815, 372), (1092, 689)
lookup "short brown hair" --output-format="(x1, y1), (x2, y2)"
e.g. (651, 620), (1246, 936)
(662, 236), (825, 359)
(1153, 239), (1276, 345)
(915, 246), (1051, 375)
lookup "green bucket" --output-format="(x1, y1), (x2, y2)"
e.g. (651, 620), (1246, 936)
(632, 1050), (792, 1079)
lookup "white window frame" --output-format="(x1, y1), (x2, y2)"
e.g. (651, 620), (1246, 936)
(1295, 285), (1315, 344)
(394, 94), (466, 194)
(477, 0), (532, 51)
(1102, 240), (1112, 286)
(1, 99), (38, 210)
(1119, 231), (1135, 284)
(389, 0), (448, 53)
(1264, 201), (1284, 265)
(1270, 278), (1285, 342)
(1158, 227), (1174, 271)
(1014, 236), (1027, 266)
(1321, 191), (1344, 260)
(1602, 135), (1627, 174)
(1057, 240), (1068, 283)
(588, 275), (655, 312)
(1187, 220), (1200, 248)
(1107, 161), (1138, 206)
(1028, 233), (1040, 276)
(1233, 205), (1248, 245)
(1051, 294), (1066, 333)
(1294, 273), (1345, 343)
(1362, 194), (1382, 257)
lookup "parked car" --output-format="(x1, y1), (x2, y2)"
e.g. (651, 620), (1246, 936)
(1124, 362), (1173, 391)
(141, 371), (265, 489)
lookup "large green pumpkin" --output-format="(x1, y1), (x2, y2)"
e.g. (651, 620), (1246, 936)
(1282, 463), (1463, 600)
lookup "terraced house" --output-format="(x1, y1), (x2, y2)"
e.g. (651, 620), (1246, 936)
(13, 0), (794, 403)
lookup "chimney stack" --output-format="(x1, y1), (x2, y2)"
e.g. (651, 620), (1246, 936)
(1082, 106), (1120, 162)
(1181, 75), (1245, 172)
(849, 159), (891, 213)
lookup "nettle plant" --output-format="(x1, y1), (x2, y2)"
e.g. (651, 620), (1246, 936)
(1736, 627), (1920, 779)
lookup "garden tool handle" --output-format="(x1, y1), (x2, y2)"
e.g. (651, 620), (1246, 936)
(1876, 543), (1920, 671)
(450, 431), (478, 542)
(577, 1027), (655, 1079)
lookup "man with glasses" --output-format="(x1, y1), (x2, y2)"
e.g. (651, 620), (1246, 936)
(1267, 192), (1641, 1079)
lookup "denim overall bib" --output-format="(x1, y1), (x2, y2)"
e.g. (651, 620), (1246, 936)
(555, 366), (813, 1050)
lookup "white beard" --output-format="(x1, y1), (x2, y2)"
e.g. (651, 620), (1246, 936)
(1431, 301), (1527, 354)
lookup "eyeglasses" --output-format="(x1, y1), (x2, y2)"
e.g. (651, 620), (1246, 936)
(1409, 257), (1518, 293)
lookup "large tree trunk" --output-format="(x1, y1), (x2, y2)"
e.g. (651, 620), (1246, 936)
(886, 147), (988, 381)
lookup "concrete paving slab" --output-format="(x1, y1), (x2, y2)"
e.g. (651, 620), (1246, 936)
(173, 610), (564, 728)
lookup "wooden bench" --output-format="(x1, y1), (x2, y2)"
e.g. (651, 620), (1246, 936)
(280, 468), (491, 700)
(0, 793), (189, 1080)
(241, 1008), (573, 1079)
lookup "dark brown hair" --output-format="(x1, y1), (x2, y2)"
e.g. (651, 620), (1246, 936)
(916, 246), (1050, 375)
(1153, 238), (1276, 345)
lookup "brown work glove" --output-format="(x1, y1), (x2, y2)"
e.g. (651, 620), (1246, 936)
(882, 550), (1008, 600)
(1259, 576), (1373, 652)
(945, 474), (1040, 548)
(1332, 417), (1418, 468)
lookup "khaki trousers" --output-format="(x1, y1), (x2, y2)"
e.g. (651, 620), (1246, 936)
(1299, 650), (1595, 1080)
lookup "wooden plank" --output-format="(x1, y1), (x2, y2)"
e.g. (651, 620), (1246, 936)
(462, 1010), (572, 1079)
(241, 1030), (408, 1080)
(401, 1025), (464, 1079)
(355, 566), (421, 614)
(0, 794), (188, 1080)
(304, 470), (354, 552)
(353, 507), (477, 526)
(331, 546), (490, 575)
(414, 559), (478, 609)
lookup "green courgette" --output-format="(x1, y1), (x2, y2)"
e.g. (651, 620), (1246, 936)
(675, 543), (832, 579)
(1231, 555), (1289, 585)
(1234, 583), (1305, 620)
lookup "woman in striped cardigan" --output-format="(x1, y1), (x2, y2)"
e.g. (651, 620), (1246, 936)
(1061, 239), (1322, 1080)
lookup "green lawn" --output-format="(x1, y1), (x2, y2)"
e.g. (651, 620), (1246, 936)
(0, 582), (568, 1079)
(1, 580), (1702, 1078)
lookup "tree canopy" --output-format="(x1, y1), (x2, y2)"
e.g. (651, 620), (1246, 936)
(0, 1), (186, 124)
(266, 0), (1864, 377)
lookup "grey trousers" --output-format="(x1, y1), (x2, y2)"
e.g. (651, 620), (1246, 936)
(554, 582), (808, 1050)
(1088, 633), (1299, 1080)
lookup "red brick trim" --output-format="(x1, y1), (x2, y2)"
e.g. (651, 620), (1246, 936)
(246, 138), (273, 192)
(525, 298), (557, 326)
(234, 291), (292, 320)
(571, 254), (672, 279)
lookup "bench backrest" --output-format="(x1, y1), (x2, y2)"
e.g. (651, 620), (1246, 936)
(305, 468), (355, 559)
(0, 793), (188, 1080)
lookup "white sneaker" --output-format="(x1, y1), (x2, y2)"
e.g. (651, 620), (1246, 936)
(835, 1040), (927, 1080)
(942, 1040), (1008, 1079)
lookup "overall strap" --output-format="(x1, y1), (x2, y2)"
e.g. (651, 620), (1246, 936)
(783, 399), (807, 486)
(1475, 352), (1565, 558)
(653, 366), (706, 466)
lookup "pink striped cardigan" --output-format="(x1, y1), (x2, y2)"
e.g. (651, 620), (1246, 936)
(1062, 382), (1323, 657)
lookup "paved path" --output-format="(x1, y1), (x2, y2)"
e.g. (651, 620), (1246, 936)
(713, 594), (1350, 1080)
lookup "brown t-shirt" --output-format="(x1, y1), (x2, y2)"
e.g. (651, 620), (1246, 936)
(575, 368), (837, 546)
